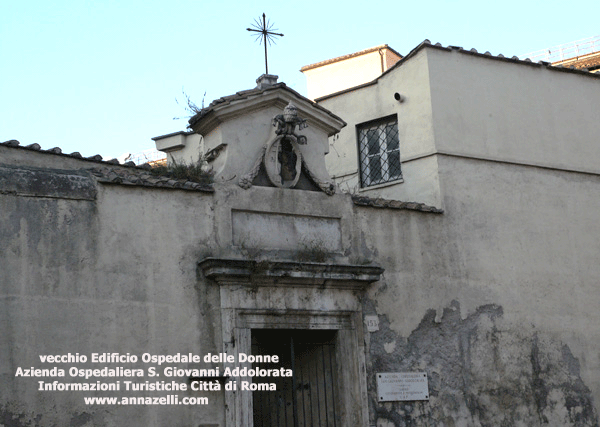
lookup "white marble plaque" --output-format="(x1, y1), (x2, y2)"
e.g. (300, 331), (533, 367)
(377, 372), (429, 401)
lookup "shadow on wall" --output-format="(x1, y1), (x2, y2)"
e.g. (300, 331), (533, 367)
(369, 301), (599, 427)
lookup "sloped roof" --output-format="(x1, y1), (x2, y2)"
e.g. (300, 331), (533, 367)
(188, 81), (345, 129)
(300, 44), (403, 72)
(0, 140), (213, 192)
(316, 39), (600, 102)
(552, 51), (600, 72)
(91, 166), (213, 192)
(0, 139), (120, 163)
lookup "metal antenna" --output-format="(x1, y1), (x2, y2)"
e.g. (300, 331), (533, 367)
(247, 13), (284, 75)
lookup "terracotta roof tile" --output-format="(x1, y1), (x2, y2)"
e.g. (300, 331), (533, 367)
(316, 39), (600, 101)
(187, 81), (345, 128)
(90, 167), (213, 192)
(0, 139), (213, 193)
(351, 195), (443, 213)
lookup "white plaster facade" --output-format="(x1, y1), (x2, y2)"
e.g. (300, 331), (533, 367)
(152, 130), (203, 165)
(301, 45), (402, 100)
(316, 42), (600, 208)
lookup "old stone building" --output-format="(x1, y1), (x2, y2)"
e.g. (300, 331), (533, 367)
(1, 40), (600, 426)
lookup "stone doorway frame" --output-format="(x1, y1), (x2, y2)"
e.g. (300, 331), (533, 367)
(199, 258), (383, 427)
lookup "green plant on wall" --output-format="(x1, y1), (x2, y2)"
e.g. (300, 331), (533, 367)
(150, 161), (213, 185)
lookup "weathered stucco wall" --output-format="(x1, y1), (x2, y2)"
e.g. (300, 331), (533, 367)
(0, 144), (377, 426)
(427, 48), (600, 175)
(318, 49), (442, 207)
(366, 302), (597, 426)
(317, 45), (600, 211)
(0, 147), (224, 426)
(359, 155), (600, 426)
(3, 140), (600, 426)
(3, 46), (600, 425)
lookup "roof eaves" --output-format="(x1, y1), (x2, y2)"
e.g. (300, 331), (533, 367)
(315, 39), (600, 102)
(0, 141), (214, 193)
(90, 167), (214, 193)
(151, 130), (195, 141)
(351, 194), (443, 213)
(0, 139), (188, 180)
(189, 82), (346, 129)
(188, 84), (284, 127)
(314, 80), (379, 103)
(0, 139), (138, 166)
(300, 44), (402, 72)
(377, 39), (449, 79)
(385, 45), (404, 60)
(315, 39), (442, 102)
(451, 44), (600, 78)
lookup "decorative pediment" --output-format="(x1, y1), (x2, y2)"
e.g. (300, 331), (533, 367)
(188, 82), (345, 138)
(238, 102), (336, 194)
(168, 77), (346, 194)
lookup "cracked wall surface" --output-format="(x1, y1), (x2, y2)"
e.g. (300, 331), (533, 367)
(365, 301), (599, 427)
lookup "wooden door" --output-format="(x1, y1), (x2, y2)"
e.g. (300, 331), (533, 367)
(251, 329), (339, 427)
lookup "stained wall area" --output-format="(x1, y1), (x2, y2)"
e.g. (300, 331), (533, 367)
(0, 139), (381, 426)
(0, 147), (223, 426)
(314, 42), (600, 426)
(356, 156), (600, 425)
(2, 41), (600, 426)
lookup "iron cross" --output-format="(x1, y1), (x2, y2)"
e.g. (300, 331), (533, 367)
(247, 13), (284, 75)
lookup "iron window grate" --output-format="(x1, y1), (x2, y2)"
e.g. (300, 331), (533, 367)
(357, 116), (401, 187)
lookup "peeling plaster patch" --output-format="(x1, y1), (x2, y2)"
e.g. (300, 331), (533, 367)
(377, 418), (396, 427)
(366, 301), (599, 426)
(384, 341), (396, 353)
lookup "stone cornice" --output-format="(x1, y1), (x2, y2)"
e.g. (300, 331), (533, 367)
(199, 258), (383, 290)
(190, 86), (346, 137)
(300, 44), (402, 72)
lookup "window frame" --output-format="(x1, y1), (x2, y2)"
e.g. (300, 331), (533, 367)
(356, 114), (402, 188)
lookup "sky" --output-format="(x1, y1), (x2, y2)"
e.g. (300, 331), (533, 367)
(1, 0), (598, 160)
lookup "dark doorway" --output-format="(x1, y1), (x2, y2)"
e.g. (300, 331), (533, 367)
(251, 329), (339, 427)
